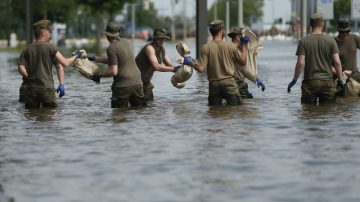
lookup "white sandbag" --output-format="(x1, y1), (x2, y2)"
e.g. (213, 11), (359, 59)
(171, 42), (194, 89)
(240, 29), (263, 83)
(176, 42), (191, 57)
(171, 64), (193, 89)
(343, 70), (360, 97)
(72, 49), (99, 79)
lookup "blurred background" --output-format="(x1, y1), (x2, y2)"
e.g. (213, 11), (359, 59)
(0, 0), (356, 53)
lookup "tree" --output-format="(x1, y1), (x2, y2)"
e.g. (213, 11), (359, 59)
(208, 0), (264, 28)
(330, 0), (351, 30)
(77, 0), (135, 53)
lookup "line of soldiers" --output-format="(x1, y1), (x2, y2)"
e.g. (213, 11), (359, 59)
(287, 13), (360, 104)
(18, 19), (266, 109)
(20, 13), (357, 109)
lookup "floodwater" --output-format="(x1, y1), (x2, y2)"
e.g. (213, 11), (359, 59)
(1, 39), (360, 202)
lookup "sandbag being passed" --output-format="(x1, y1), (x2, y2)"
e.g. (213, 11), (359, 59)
(72, 49), (99, 79)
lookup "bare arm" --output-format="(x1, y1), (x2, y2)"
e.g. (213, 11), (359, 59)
(55, 51), (77, 67)
(146, 46), (175, 72)
(55, 63), (64, 85)
(292, 55), (305, 81)
(18, 64), (28, 79)
(190, 60), (206, 73)
(332, 53), (343, 81)
(99, 64), (118, 78)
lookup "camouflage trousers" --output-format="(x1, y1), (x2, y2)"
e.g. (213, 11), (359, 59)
(24, 86), (57, 109)
(301, 79), (336, 104)
(142, 81), (154, 101)
(111, 85), (147, 108)
(236, 80), (253, 99)
(19, 83), (28, 103)
(208, 78), (242, 106)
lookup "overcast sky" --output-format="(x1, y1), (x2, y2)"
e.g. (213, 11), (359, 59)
(150, 0), (291, 24)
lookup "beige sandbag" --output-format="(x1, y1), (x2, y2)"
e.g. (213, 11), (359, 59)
(240, 29), (263, 83)
(171, 64), (193, 89)
(343, 70), (360, 96)
(72, 49), (99, 79)
(176, 42), (191, 57)
(172, 42), (194, 89)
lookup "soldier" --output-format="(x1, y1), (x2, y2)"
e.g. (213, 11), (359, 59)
(135, 28), (179, 101)
(287, 13), (345, 104)
(334, 18), (360, 73)
(184, 20), (248, 105)
(88, 22), (146, 108)
(18, 19), (82, 108)
(227, 27), (265, 99)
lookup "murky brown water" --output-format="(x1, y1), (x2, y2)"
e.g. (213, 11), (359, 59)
(1, 39), (360, 202)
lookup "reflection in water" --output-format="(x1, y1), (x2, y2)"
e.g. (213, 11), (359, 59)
(23, 108), (56, 122)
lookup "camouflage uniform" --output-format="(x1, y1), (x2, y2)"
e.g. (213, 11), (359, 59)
(135, 28), (170, 101)
(105, 22), (146, 108)
(296, 14), (339, 104)
(197, 20), (245, 105)
(18, 20), (58, 108)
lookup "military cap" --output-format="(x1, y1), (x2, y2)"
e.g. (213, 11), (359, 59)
(153, 28), (170, 40)
(33, 20), (52, 31)
(104, 22), (121, 37)
(209, 20), (224, 30)
(311, 13), (324, 22)
(338, 18), (351, 31)
(227, 27), (244, 38)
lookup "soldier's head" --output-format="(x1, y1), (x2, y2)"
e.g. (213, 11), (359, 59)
(104, 21), (121, 41)
(33, 20), (52, 40)
(310, 13), (324, 28)
(338, 17), (351, 34)
(209, 20), (225, 38)
(152, 28), (170, 46)
(227, 27), (244, 43)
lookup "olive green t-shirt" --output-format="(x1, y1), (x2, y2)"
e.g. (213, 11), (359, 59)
(198, 40), (243, 81)
(135, 43), (165, 83)
(107, 39), (143, 87)
(296, 34), (339, 80)
(335, 34), (360, 71)
(18, 42), (58, 88)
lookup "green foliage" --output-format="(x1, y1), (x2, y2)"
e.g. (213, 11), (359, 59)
(330, 0), (351, 28)
(208, 0), (263, 27)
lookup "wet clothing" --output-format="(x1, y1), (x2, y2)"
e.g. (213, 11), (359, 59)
(24, 87), (57, 108)
(335, 34), (360, 72)
(296, 33), (339, 103)
(19, 81), (28, 103)
(107, 38), (145, 108)
(234, 67), (253, 99)
(135, 43), (165, 100)
(208, 78), (242, 105)
(236, 80), (253, 99)
(18, 41), (58, 108)
(143, 81), (154, 101)
(301, 79), (336, 104)
(198, 40), (244, 105)
(111, 85), (146, 108)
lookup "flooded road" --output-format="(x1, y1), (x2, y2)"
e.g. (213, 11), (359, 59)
(1, 39), (360, 202)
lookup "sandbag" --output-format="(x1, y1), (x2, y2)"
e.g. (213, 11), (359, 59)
(240, 29), (263, 83)
(171, 64), (193, 88)
(171, 42), (194, 89)
(343, 70), (360, 96)
(72, 50), (99, 79)
(176, 42), (191, 57)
